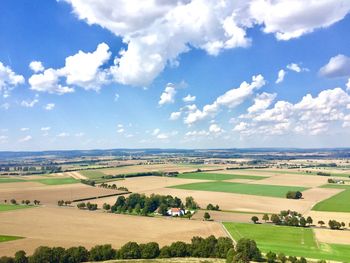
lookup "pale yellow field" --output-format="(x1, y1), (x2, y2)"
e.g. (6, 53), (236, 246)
(0, 207), (226, 256)
(305, 211), (350, 225)
(248, 174), (328, 187)
(314, 228), (350, 245)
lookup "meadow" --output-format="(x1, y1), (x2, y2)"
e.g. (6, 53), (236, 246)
(177, 172), (265, 181)
(223, 222), (350, 262)
(312, 184), (350, 212)
(0, 178), (24, 183)
(0, 235), (23, 243)
(0, 204), (33, 212)
(169, 181), (307, 198)
(31, 177), (79, 185)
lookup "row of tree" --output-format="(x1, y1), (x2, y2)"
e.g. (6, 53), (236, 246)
(0, 235), (232, 263)
(4, 199), (40, 205)
(98, 183), (128, 191)
(76, 202), (98, 211)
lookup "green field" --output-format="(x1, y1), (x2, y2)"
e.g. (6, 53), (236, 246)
(32, 177), (79, 185)
(79, 170), (107, 179)
(313, 184), (350, 212)
(169, 181), (307, 198)
(105, 259), (224, 263)
(223, 222), (350, 262)
(0, 204), (33, 212)
(245, 169), (350, 178)
(177, 172), (266, 181)
(0, 177), (24, 183)
(0, 235), (24, 243)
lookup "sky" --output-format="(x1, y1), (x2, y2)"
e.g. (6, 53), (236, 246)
(0, 0), (350, 151)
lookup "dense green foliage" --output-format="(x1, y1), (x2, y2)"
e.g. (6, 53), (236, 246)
(286, 191), (302, 199)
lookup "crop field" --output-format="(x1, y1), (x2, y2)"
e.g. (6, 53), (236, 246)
(0, 235), (23, 243)
(79, 170), (107, 180)
(223, 222), (350, 262)
(31, 177), (79, 185)
(102, 259), (225, 263)
(312, 185), (350, 212)
(0, 204), (33, 212)
(168, 181), (308, 198)
(177, 172), (266, 181)
(0, 206), (226, 256)
(0, 178), (24, 183)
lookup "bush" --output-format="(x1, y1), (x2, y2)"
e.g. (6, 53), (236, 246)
(266, 251), (277, 263)
(119, 242), (141, 259)
(251, 216), (259, 224)
(0, 256), (14, 263)
(139, 242), (160, 259)
(62, 246), (89, 263)
(169, 241), (190, 257)
(286, 191), (303, 199)
(14, 250), (27, 263)
(233, 238), (261, 263)
(158, 246), (171, 258)
(204, 212), (211, 221)
(226, 248), (235, 263)
(89, 244), (116, 261)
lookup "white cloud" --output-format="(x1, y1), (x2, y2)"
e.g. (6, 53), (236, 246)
(286, 63), (308, 73)
(275, 69), (286, 84)
(152, 128), (160, 136)
(0, 61), (24, 98)
(20, 128), (29, 132)
(0, 135), (8, 143)
(157, 133), (168, 139)
(184, 74), (265, 124)
(249, 0), (350, 41)
(41, 127), (51, 131)
(44, 103), (55, 111)
(29, 68), (74, 95)
(75, 132), (85, 137)
(159, 83), (176, 105)
(247, 92), (277, 114)
(114, 93), (120, 101)
(57, 132), (70, 137)
(1, 103), (10, 110)
(169, 111), (181, 121)
(64, 0), (350, 86)
(29, 43), (111, 94)
(209, 123), (223, 134)
(183, 94), (196, 103)
(21, 98), (39, 108)
(319, 54), (350, 78)
(236, 87), (350, 137)
(19, 135), (32, 142)
(29, 61), (44, 73)
(117, 128), (124, 133)
(347, 78), (350, 91)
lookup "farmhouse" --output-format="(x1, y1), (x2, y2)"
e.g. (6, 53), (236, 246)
(167, 207), (184, 216)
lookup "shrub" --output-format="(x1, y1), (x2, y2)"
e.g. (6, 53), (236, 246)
(89, 244), (116, 261)
(251, 216), (259, 224)
(62, 246), (89, 263)
(139, 242), (160, 259)
(233, 238), (261, 263)
(119, 242), (141, 259)
(286, 191), (302, 199)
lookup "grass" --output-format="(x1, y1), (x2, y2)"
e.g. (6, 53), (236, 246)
(31, 177), (79, 185)
(0, 235), (24, 243)
(245, 169), (350, 178)
(0, 177), (24, 183)
(0, 204), (34, 212)
(312, 184), (350, 212)
(177, 172), (265, 181)
(79, 170), (107, 180)
(223, 222), (350, 262)
(169, 181), (307, 198)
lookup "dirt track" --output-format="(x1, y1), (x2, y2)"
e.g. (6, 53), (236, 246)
(0, 207), (226, 256)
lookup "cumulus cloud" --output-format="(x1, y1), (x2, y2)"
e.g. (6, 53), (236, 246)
(29, 43), (111, 94)
(275, 69), (286, 84)
(169, 111), (181, 121)
(29, 61), (44, 73)
(44, 103), (55, 111)
(183, 94), (196, 102)
(20, 128), (29, 132)
(319, 54), (350, 78)
(236, 87), (350, 137)
(247, 92), (277, 114)
(64, 0), (350, 86)
(0, 61), (24, 98)
(159, 83), (176, 105)
(41, 127), (51, 131)
(57, 132), (70, 137)
(209, 123), (224, 134)
(286, 63), (308, 73)
(347, 78), (350, 91)
(184, 74), (265, 124)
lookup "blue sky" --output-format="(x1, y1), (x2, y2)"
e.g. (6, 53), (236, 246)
(1, 0), (350, 150)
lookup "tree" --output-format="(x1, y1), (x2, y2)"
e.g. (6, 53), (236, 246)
(270, 214), (281, 224)
(341, 222), (345, 228)
(226, 248), (235, 263)
(135, 203), (141, 214)
(298, 257), (307, 263)
(89, 244), (116, 261)
(318, 220), (325, 227)
(119, 242), (141, 259)
(169, 241), (189, 257)
(266, 251), (277, 263)
(299, 217), (307, 227)
(10, 199), (17, 205)
(63, 246), (89, 263)
(103, 203), (111, 211)
(0, 256), (14, 263)
(58, 200), (64, 206)
(14, 250), (27, 263)
(185, 196), (198, 209)
(328, 220), (341, 230)
(306, 216), (313, 226)
(277, 252), (287, 263)
(216, 237), (234, 258)
(233, 238), (261, 263)
(159, 246), (171, 258)
(158, 203), (168, 216)
(262, 213), (269, 223)
(139, 242), (160, 259)
(207, 203), (214, 210)
(251, 216), (259, 224)
(286, 191), (302, 199)
(77, 202), (86, 209)
(24, 200), (30, 205)
(288, 256), (298, 263)
(204, 212), (211, 221)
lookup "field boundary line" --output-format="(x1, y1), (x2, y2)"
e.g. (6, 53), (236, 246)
(221, 223), (237, 245)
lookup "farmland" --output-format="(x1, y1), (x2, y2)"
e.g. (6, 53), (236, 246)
(168, 181), (308, 198)
(176, 172), (266, 181)
(312, 184), (350, 212)
(223, 222), (350, 262)
(0, 235), (23, 243)
(0, 204), (33, 212)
